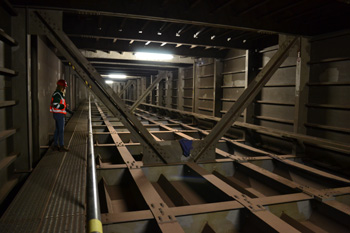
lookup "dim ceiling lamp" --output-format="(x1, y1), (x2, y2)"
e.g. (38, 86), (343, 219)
(135, 52), (174, 60)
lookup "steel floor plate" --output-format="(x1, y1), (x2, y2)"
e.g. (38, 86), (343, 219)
(0, 104), (88, 233)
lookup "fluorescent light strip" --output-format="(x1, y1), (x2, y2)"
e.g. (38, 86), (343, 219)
(135, 52), (174, 60)
(107, 74), (127, 79)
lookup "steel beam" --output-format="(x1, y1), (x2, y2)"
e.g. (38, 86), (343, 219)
(130, 74), (164, 113)
(213, 59), (223, 116)
(70, 37), (229, 59)
(192, 37), (298, 161)
(186, 162), (300, 233)
(137, 109), (350, 187)
(135, 108), (350, 220)
(293, 37), (310, 154)
(118, 80), (133, 98)
(94, 103), (185, 232)
(126, 100), (350, 155)
(8, 0), (282, 34)
(96, 105), (350, 230)
(11, 8), (33, 171)
(30, 10), (172, 163)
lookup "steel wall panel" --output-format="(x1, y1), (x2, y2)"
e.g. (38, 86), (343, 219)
(311, 35), (350, 61)
(256, 120), (294, 133)
(308, 108), (350, 128)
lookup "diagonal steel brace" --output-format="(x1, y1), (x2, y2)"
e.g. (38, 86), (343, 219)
(130, 74), (165, 113)
(192, 36), (298, 162)
(118, 80), (134, 98)
(32, 10), (172, 163)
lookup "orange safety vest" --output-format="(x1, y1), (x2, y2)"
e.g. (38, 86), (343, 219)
(50, 91), (67, 114)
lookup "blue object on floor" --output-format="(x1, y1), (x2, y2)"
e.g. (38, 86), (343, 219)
(179, 139), (193, 157)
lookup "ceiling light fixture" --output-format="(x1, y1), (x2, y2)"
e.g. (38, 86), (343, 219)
(227, 37), (231, 41)
(211, 35), (216, 40)
(160, 42), (167, 46)
(107, 74), (127, 79)
(145, 41), (151, 45)
(157, 32), (162, 36)
(139, 30), (143, 34)
(176, 25), (186, 37)
(105, 80), (114, 84)
(129, 40), (134, 44)
(135, 52), (174, 60)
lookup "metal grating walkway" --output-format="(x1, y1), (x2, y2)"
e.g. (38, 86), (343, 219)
(0, 104), (88, 233)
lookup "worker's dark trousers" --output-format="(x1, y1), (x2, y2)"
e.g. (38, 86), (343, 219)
(53, 113), (65, 147)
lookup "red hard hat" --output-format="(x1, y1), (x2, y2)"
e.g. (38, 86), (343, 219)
(57, 79), (68, 87)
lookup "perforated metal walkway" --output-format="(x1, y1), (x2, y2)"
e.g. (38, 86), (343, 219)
(0, 104), (88, 233)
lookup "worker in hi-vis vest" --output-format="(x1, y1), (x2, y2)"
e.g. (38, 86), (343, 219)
(50, 79), (72, 152)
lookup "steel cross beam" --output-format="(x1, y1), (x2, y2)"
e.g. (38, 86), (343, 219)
(126, 101), (350, 155)
(31, 10), (172, 163)
(135, 109), (350, 216)
(94, 105), (350, 229)
(131, 113), (300, 232)
(192, 36), (298, 162)
(130, 74), (165, 113)
(94, 103), (185, 232)
(118, 80), (134, 98)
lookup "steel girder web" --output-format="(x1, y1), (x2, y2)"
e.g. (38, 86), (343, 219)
(130, 74), (165, 113)
(118, 80), (134, 98)
(31, 10), (172, 164)
(192, 36), (298, 162)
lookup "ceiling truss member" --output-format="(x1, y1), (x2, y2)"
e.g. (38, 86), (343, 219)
(191, 36), (298, 161)
(30, 10), (173, 164)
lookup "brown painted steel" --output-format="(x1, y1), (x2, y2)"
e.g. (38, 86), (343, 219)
(130, 74), (165, 112)
(94, 102), (185, 233)
(93, 103), (350, 232)
(192, 37), (298, 162)
(31, 10), (173, 164)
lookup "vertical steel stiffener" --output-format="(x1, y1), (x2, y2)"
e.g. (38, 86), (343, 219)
(192, 36), (298, 161)
(130, 74), (165, 112)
